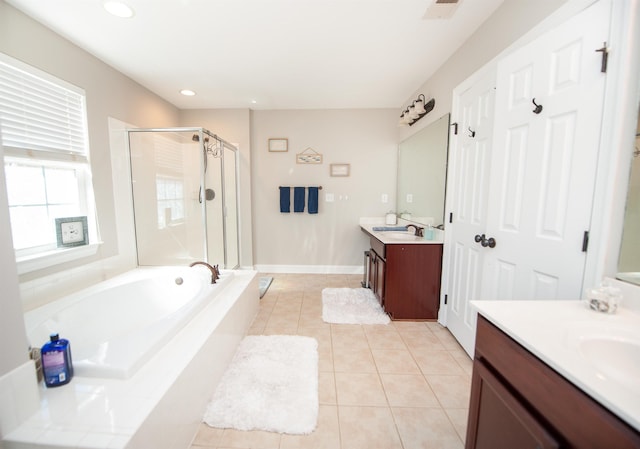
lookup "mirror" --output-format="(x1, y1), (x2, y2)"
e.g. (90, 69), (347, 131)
(396, 113), (450, 226)
(616, 106), (640, 285)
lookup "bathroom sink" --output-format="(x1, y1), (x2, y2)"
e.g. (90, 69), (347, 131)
(577, 331), (640, 391)
(381, 231), (421, 241)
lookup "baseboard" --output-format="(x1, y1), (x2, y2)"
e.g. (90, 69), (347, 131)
(254, 264), (364, 275)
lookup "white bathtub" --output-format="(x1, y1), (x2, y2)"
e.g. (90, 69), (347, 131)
(24, 266), (233, 379)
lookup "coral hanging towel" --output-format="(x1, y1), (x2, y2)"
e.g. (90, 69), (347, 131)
(279, 186), (290, 213)
(294, 187), (305, 212)
(308, 187), (319, 214)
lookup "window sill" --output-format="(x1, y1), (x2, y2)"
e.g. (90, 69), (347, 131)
(16, 243), (102, 275)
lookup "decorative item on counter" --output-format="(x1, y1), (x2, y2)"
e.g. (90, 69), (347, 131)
(385, 211), (397, 225)
(424, 225), (434, 240)
(585, 282), (622, 314)
(41, 333), (74, 387)
(400, 211), (412, 220)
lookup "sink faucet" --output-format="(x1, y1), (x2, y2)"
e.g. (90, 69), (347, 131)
(189, 261), (218, 284)
(406, 224), (424, 237)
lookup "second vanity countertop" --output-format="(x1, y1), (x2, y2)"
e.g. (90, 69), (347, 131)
(472, 299), (640, 432)
(360, 223), (444, 245)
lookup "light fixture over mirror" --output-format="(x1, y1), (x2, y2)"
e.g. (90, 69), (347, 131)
(398, 94), (435, 127)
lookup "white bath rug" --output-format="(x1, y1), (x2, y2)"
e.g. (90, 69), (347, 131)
(322, 287), (390, 325)
(203, 335), (318, 435)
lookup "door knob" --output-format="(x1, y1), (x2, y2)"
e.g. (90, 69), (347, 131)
(474, 233), (496, 248)
(481, 237), (496, 248)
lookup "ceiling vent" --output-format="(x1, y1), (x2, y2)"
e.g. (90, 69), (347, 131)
(423, 0), (461, 19)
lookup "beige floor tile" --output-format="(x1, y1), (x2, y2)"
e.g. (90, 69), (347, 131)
(338, 406), (403, 449)
(445, 408), (469, 443)
(191, 423), (224, 447)
(319, 371), (337, 405)
(426, 374), (472, 408)
(332, 346), (377, 373)
(379, 373), (440, 407)
(334, 372), (388, 406)
(371, 348), (421, 374)
(413, 349), (466, 376)
(363, 327), (407, 350)
(392, 407), (464, 449)
(217, 428), (281, 448)
(280, 405), (341, 449)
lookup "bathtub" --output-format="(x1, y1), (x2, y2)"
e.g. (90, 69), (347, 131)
(24, 265), (233, 379)
(6, 268), (258, 449)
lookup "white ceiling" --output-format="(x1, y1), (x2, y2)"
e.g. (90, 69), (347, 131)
(6, 0), (505, 110)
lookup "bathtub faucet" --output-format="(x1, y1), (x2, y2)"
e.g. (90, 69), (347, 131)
(189, 261), (219, 284)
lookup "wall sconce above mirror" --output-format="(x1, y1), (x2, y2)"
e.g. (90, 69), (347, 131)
(398, 94), (435, 127)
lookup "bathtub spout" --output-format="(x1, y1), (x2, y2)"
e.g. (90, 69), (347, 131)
(189, 261), (218, 284)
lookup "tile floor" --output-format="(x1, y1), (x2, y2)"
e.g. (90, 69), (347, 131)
(190, 273), (473, 449)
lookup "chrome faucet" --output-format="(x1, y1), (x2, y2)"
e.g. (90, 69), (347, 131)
(189, 261), (218, 284)
(406, 224), (424, 237)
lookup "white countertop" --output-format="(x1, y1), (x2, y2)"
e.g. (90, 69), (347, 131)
(472, 299), (640, 431)
(360, 223), (444, 245)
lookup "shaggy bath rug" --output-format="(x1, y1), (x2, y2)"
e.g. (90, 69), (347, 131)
(203, 335), (319, 434)
(322, 287), (390, 325)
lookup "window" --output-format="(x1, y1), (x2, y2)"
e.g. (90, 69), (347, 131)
(0, 53), (99, 271)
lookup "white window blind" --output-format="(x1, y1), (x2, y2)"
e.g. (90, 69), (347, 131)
(0, 55), (88, 160)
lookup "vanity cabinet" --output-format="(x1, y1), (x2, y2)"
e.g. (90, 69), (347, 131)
(367, 236), (442, 320)
(467, 315), (640, 449)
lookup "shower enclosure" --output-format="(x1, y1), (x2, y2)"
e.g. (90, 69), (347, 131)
(126, 128), (239, 269)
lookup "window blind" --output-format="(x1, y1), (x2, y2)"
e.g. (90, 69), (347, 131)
(0, 56), (88, 159)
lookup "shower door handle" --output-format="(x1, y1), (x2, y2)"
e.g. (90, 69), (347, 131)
(199, 187), (215, 203)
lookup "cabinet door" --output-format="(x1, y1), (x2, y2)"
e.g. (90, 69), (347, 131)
(374, 254), (385, 307)
(467, 359), (560, 449)
(367, 250), (376, 290)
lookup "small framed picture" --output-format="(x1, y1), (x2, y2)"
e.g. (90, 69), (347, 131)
(330, 163), (350, 177)
(55, 216), (89, 247)
(268, 138), (288, 152)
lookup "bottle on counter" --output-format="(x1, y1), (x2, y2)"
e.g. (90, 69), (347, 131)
(41, 333), (73, 387)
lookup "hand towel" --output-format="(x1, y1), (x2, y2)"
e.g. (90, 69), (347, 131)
(294, 187), (305, 212)
(279, 186), (290, 213)
(308, 187), (319, 214)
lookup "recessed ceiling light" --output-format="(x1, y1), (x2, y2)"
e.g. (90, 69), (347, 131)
(180, 89), (196, 96)
(251, 100), (257, 104)
(103, 1), (135, 18)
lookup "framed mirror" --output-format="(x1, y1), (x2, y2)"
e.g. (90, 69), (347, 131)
(617, 105), (640, 285)
(396, 113), (450, 226)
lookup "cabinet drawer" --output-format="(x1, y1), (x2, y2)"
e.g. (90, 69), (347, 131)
(370, 236), (385, 259)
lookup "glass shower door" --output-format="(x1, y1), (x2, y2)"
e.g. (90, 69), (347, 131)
(223, 145), (239, 268)
(128, 130), (206, 265)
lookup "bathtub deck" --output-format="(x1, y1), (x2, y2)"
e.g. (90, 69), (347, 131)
(3, 270), (259, 449)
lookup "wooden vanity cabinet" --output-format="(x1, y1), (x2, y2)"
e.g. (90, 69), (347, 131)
(466, 315), (640, 449)
(367, 236), (442, 320)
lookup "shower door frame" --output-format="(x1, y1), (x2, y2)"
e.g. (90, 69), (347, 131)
(126, 127), (240, 268)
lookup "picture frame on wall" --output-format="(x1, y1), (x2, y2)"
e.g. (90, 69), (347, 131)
(268, 138), (288, 152)
(55, 216), (89, 247)
(330, 163), (350, 177)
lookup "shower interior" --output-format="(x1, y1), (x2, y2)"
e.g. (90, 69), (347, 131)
(126, 127), (239, 269)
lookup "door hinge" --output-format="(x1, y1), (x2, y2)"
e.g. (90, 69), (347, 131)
(449, 212), (453, 223)
(582, 231), (590, 252)
(595, 42), (609, 73)
(444, 294), (448, 305)
(451, 122), (458, 135)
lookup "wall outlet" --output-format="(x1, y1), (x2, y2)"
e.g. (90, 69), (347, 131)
(406, 194), (413, 203)
(381, 194), (388, 203)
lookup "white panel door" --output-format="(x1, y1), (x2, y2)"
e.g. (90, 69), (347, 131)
(481, 0), (610, 301)
(443, 68), (496, 356)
